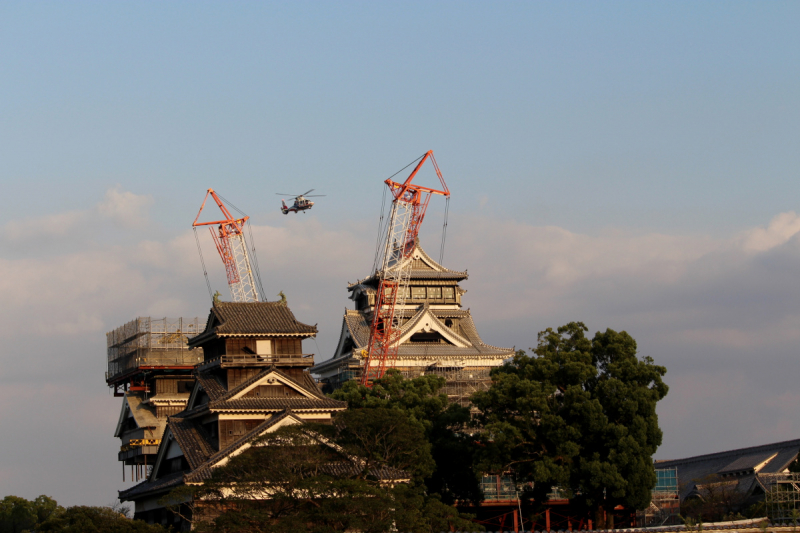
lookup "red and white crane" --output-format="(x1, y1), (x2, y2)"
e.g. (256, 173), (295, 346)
(360, 150), (450, 386)
(193, 189), (261, 303)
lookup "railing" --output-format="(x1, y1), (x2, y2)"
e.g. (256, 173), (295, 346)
(121, 439), (161, 452)
(220, 353), (315, 366)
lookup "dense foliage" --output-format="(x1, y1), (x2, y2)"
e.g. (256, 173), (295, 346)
(332, 369), (483, 504)
(472, 322), (668, 529)
(176, 407), (478, 533)
(0, 495), (165, 533)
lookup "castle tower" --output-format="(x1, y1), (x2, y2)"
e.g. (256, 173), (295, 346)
(120, 301), (347, 527)
(107, 317), (206, 482)
(312, 244), (514, 404)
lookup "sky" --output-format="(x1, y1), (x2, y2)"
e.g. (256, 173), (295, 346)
(0, 0), (799, 506)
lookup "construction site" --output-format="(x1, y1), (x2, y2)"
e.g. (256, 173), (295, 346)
(106, 316), (206, 397)
(101, 151), (800, 531)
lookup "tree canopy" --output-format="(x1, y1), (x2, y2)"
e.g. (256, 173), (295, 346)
(332, 369), (483, 504)
(0, 495), (165, 533)
(472, 322), (668, 529)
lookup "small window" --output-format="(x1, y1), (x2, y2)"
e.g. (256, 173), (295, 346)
(428, 287), (442, 299)
(442, 287), (455, 300)
(256, 340), (272, 355)
(411, 287), (426, 299)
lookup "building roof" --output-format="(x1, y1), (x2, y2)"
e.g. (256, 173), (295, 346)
(313, 305), (514, 375)
(656, 438), (800, 500)
(348, 243), (468, 290)
(114, 393), (165, 438)
(169, 417), (217, 470)
(194, 371), (227, 402)
(190, 302), (317, 346)
(119, 470), (185, 501)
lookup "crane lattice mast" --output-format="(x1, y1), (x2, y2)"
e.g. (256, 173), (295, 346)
(193, 189), (260, 303)
(360, 151), (450, 386)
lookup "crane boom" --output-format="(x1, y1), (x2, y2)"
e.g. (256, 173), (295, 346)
(360, 151), (449, 386)
(193, 189), (260, 303)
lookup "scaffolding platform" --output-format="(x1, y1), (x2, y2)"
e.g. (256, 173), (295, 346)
(106, 317), (206, 389)
(762, 473), (800, 523)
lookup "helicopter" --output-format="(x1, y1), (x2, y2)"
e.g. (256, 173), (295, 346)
(277, 189), (325, 214)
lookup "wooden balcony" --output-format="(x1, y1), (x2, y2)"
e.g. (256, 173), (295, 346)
(219, 353), (315, 368)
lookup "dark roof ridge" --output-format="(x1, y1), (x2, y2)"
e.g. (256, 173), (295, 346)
(656, 438), (800, 467)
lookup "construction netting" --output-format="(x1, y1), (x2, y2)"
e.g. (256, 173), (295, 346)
(106, 317), (206, 383)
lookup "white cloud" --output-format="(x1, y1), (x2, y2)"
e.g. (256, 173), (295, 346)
(96, 186), (154, 229)
(0, 187), (154, 246)
(739, 211), (800, 253)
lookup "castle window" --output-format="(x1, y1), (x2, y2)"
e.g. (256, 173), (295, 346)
(411, 287), (426, 299)
(442, 287), (455, 300)
(428, 287), (442, 299)
(445, 319), (453, 328)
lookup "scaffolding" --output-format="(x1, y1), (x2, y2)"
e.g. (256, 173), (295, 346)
(398, 366), (493, 407)
(762, 473), (800, 524)
(106, 317), (206, 385)
(636, 467), (681, 527)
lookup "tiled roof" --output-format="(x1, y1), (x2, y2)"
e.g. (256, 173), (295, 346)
(344, 310), (371, 347)
(213, 366), (328, 402)
(119, 471), (185, 501)
(319, 461), (409, 481)
(211, 397), (347, 412)
(169, 418), (217, 470)
(396, 344), (511, 357)
(348, 244), (468, 290)
(195, 371), (227, 401)
(190, 302), (317, 345)
(312, 307), (512, 375)
(125, 393), (160, 428)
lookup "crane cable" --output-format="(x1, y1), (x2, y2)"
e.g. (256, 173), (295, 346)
(438, 196), (450, 276)
(193, 226), (214, 301)
(371, 152), (427, 274)
(215, 192), (267, 301)
(372, 185), (388, 274)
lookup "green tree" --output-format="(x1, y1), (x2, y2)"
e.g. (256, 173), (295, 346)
(0, 495), (64, 533)
(38, 505), (167, 532)
(472, 322), (668, 529)
(332, 369), (482, 504)
(175, 408), (477, 533)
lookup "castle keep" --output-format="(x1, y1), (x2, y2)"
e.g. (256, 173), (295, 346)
(312, 243), (514, 404)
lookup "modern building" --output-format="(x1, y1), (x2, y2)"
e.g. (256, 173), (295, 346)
(312, 243), (514, 404)
(654, 438), (800, 522)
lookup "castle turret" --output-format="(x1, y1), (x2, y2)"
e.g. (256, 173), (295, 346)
(107, 317), (205, 482)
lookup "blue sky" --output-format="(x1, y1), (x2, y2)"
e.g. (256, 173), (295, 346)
(1, 1), (799, 506)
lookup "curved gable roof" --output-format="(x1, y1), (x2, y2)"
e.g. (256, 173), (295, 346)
(190, 302), (317, 346)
